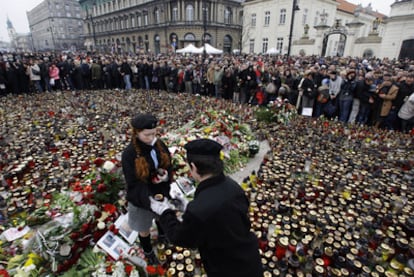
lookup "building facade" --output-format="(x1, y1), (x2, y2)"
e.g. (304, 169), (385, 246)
(381, 0), (414, 60)
(79, 0), (243, 54)
(6, 18), (33, 52)
(241, 0), (391, 58)
(27, 0), (84, 51)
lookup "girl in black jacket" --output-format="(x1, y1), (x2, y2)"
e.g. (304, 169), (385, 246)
(121, 113), (172, 265)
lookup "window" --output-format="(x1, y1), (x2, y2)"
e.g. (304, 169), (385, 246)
(131, 16), (135, 28)
(184, 33), (195, 41)
(125, 17), (128, 29)
(224, 7), (232, 24)
(154, 8), (160, 24)
(251, 13), (256, 27)
(186, 4), (194, 22)
(264, 11), (270, 26)
(144, 13), (148, 26)
(204, 33), (212, 44)
(172, 7), (178, 21)
(280, 9), (286, 24)
(249, 39), (254, 53)
(137, 15), (142, 27)
(262, 38), (268, 53)
(277, 37), (283, 53)
(302, 8), (308, 25)
(65, 4), (70, 10)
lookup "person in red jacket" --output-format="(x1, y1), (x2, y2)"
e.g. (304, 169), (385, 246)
(48, 63), (61, 91)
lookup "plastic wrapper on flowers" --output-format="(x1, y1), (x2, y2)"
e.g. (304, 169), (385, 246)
(0, 159), (130, 276)
(162, 108), (257, 176)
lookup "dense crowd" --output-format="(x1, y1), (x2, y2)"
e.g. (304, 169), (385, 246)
(1, 51), (414, 132)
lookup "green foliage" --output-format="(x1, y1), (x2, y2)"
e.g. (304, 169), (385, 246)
(255, 107), (276, 123)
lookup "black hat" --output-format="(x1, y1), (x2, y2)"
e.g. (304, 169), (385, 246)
(131, 113), (157, 129)
(185, 139), (223, 157)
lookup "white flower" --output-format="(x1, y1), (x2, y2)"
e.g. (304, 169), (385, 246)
(97, 221), (106, 230)
(102, 161), (115, 173)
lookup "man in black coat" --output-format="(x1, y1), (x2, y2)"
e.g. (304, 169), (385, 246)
(149, 139), (263, 277)
(355, 73), (376, 125)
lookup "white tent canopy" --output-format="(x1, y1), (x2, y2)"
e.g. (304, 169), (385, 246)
(266, 47), (280, 55)
(175, 43), (199, 54)
(196, 43), (223, 55)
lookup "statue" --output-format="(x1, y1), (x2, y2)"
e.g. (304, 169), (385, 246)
(372, 17), (381, 32)
(304, 24), (310, 35)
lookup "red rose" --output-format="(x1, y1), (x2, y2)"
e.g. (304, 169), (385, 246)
(0, 269), (10, 277)
(80, 223), (90, 233)
(157, 265), (165, 275)
(94, 158), (105, 167)
(108, 224), (119, 235)
(94, 211), (102, 218)
(103, 204), (117, 214)
(70, 232), (80, 240)
(146, 265), (157, 275)
(125, 264), (134, 275)
(97, 183), (107, 192)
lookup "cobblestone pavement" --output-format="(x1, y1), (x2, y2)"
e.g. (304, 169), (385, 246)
(229, 140), (270, 184)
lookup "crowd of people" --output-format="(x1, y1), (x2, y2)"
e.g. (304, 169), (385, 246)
(1, 51), (414, 132)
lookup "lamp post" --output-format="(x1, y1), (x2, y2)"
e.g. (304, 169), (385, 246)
(287, 0), (300, 57)
(202, 0), (207, 60)
(86, 1), (97, 52)
(47, 19), (56, 51)
(29, 26), (36, 52)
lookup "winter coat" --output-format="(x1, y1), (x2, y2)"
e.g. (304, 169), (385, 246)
(158, 174), (263, 277)
(122, 139), (171, 209)
(398, 93), (414, 120)
(377, 80), (399, 117)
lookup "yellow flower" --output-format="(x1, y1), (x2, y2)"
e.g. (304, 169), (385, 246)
(220, 151), (225, 160)
(24, 253), (42, 267)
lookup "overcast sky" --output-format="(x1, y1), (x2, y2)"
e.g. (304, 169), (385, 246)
(0, 0), (395, 43)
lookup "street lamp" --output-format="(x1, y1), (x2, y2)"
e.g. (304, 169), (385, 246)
(29, 26), (36, 52)
(85, 1), (97, 52)
(202, 0), (208, 60)
(47, 19), (56, 51)
(287, 0), (300, 57)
